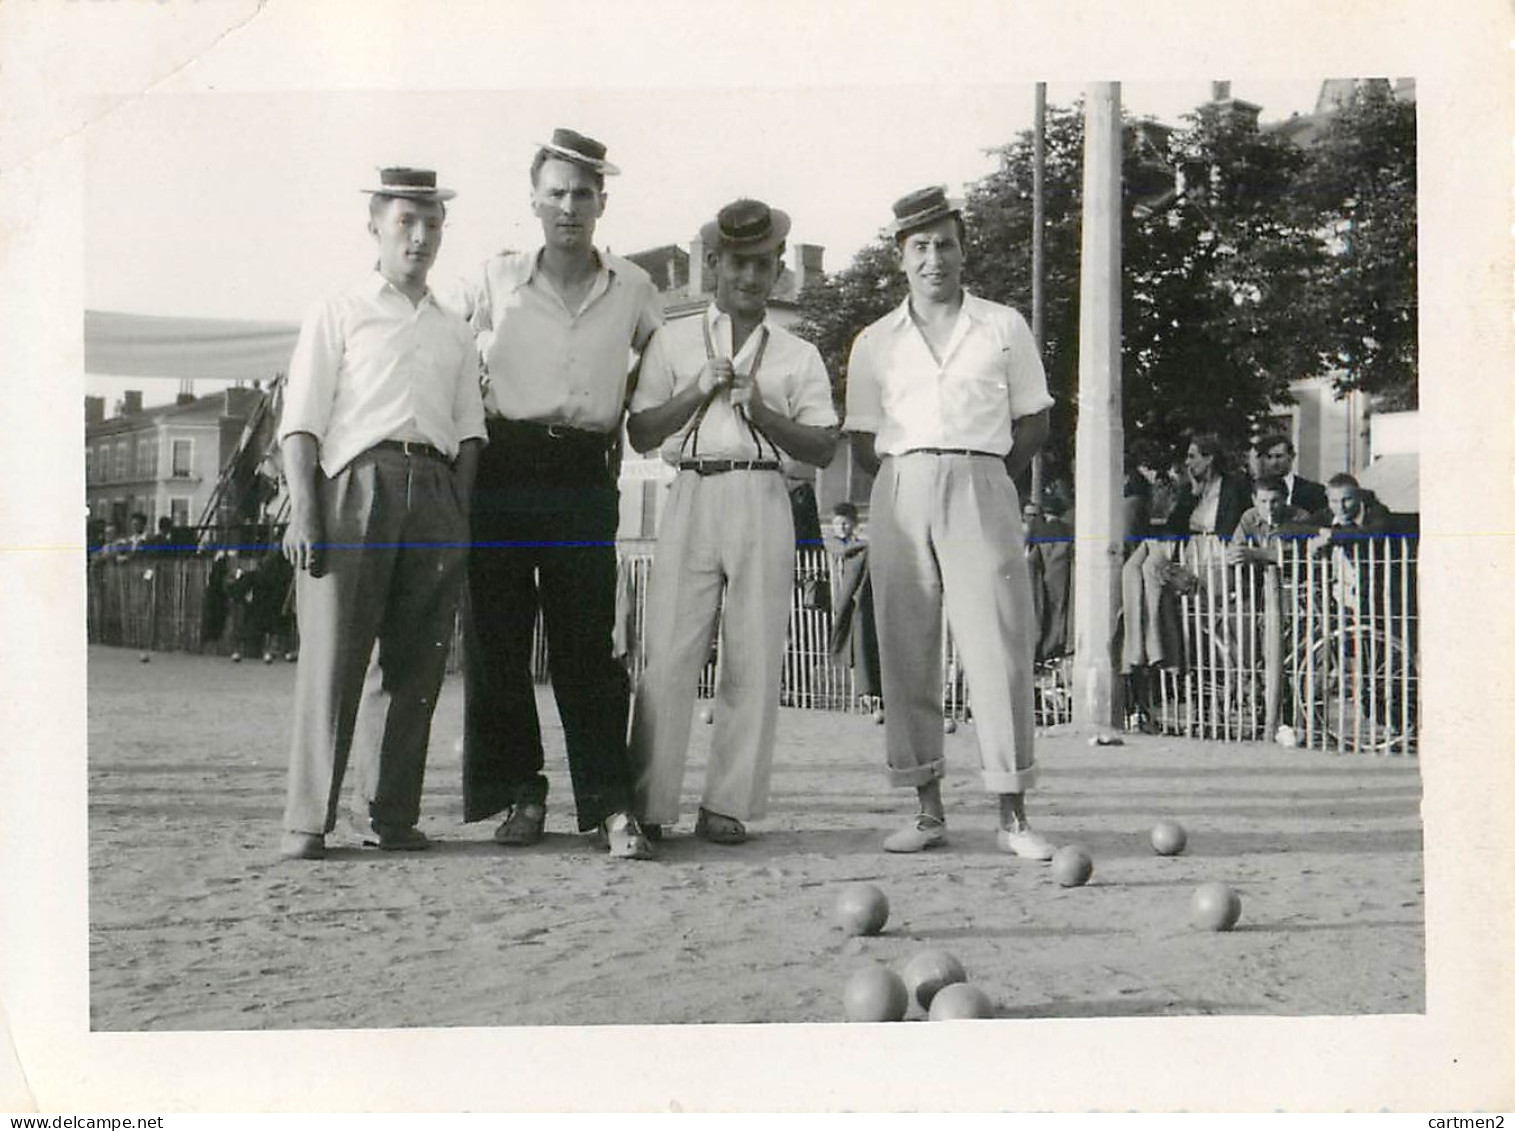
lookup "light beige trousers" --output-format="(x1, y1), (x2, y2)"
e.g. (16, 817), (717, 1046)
(630, 470), (795, 824)
(868, 452), (1038, 794)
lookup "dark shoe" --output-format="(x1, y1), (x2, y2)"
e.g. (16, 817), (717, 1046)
(641, 823), (664, 843)
(694, 808), (747, 845)
(493, 802), (546, 847)
(602, 811), (655, 860)
(280, 831), (325, 860)
(362, 822), (430, 851)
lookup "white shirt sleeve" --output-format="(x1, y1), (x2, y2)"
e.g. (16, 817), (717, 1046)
(1003, 309), (1054, 418)
(451, 328), (488, 445)
(788, 343), (839, 428)
(277, 296), (344, 444)
(843, 325), (882, 434)
(627, 324), (676, 414)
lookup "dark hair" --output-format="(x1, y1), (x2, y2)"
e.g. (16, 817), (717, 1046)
(131, 511), (148, 524)
(1326, 473), (1360, 491)
(368, 194), (447, 224)
(530, 149), (605, 191)
(833, 502), (859, 521)
(1186, 432), (1229, 474)
(1252, 476), (1287, 496)
(894, 213), (967, 250)
(1254, 432), (1294, 458)
(157, 516), (174, 533)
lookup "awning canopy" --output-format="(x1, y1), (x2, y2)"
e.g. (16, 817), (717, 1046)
(1357, 452), (1419, 514)
(85, 310), (299, 384)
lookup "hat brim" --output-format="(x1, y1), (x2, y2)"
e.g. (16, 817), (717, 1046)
(890, 198), (963, 238)
(536, 142), (621, 177)
(699, 208), (792, 255)
(361, 186), (457, 202)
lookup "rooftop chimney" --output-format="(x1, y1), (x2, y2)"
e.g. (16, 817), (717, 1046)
(789, 243), (825, 297)
(85, 396), (105, 426)
(688, 235), (709, 295)
(121, 390), (143, 417)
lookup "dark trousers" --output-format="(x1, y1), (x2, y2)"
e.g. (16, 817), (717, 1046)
(283, 448), (468, 835)
(462, 419), (632, 831)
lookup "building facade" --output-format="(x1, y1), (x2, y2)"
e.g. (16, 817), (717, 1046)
(85, 387), (260, 539)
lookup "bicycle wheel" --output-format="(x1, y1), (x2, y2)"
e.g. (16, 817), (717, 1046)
(1294, 626), (1418, 753)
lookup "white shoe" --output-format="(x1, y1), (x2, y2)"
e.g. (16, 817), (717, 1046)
(997, 826), (1055, 861)
(883, 813), (947, 853)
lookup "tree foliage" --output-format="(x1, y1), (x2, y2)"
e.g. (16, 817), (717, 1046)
(1287, 83), (1418, 408)
(794, 86), (1418, 471)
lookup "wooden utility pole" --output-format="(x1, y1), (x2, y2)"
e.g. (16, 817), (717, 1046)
(1071, 82), (1125, 731)
(1029, 82), (1047, 508)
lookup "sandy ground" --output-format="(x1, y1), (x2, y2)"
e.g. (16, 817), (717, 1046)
(86, 644), (1424, 1031)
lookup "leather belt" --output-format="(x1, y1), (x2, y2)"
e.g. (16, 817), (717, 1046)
(372, 440), (449, 462)
(677, 459), (782, 476)
(487, 417), (613, 450)
(900, 447), (1001, 459)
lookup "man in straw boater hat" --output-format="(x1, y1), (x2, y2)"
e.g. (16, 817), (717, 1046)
(278, 167), (487, 860)
(452, 129), (663, 859)
(625, 199), (838, 845)
(844, 185), (1057, 860)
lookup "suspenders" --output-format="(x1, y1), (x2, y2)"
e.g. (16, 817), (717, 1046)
(679, 319), (780, 463)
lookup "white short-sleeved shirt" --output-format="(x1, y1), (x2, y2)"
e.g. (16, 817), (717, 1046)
(277, 273), (488, 477)
(630, 304), (838, 469)
(844, 291), (1053, 457)
(446, 247), (663, 433)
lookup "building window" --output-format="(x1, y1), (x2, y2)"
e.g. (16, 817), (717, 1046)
(169, 497), (191, 527)
(84, 448), (92, 484)
(136, 438), (157, 479)
(171, 439), (193, 478)
(114, 441), (129, 482)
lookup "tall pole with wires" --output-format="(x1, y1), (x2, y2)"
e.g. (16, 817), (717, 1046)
(1030, 82), (1047, 509)
(1071, 82), (1125, 732)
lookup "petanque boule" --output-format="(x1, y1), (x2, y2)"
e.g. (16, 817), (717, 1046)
(138, 652), (151, 664)
(928, 982), (994, 1020)
(1151, 818), (1188, 856)
(835, 883), (889, 937)
(699, 706), (714, 724)
(1190, 882), (1243, 931)
(901, 948), (966, 1010)
(843, 965), (909, 1022)
(1050, 844), (1094, 887)
(942, 717), (957, 735)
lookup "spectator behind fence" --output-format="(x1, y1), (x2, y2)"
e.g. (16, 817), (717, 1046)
(1121, 434), (1247, 731)
(1023, 497), (1073, 662)
(1252, 432), (1328, 516)
(825, 502), (882, 713)
(1227, 476), (1307, 570)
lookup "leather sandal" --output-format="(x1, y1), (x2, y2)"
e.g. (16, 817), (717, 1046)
(694, 808), (747, 845)
(494, 802), (546, 847)
(602, 811), (654, 860)
(883, 812), (947, 853)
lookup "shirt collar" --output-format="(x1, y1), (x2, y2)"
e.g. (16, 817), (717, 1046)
(368, 270), (436, 308)
(511, 246), (612, 292)
(887, 288), (985, 331)
(705, 302), (772, 336)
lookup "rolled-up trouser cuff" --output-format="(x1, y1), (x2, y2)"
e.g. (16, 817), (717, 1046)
(982, 764), (1039, 795)
(888, 758), (946, 790)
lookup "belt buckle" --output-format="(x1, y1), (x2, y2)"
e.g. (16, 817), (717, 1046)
(546, 424), (568, 440)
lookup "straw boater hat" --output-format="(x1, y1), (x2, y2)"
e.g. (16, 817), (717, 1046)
(535, 128), (621, 177)
(889, 185), (962, 238)
(360, 166), (456, 202)
(699, 198), (792, 255)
